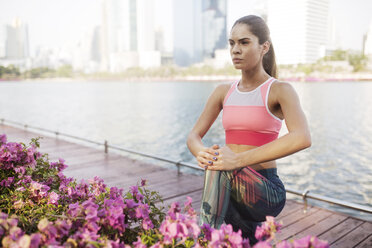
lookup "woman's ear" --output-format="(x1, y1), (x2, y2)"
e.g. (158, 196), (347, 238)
(262, 41), (270, 55)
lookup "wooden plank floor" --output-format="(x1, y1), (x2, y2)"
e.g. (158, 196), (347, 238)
(1, 124), (371, 247)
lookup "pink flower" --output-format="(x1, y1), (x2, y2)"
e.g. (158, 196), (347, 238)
(37, 218), (50, 232)
(150, 242), (162, 248)
(293, 235), (312, 248)
(130, 185), (138, 196)
(136, 193), (144, 202)
(48, 192), (60, 205)
(142, 218), (154, 230)
(184, 196), (196, 216)
(228, 230), (243, 246)
(135, 204), (150, 219)
(88, 176), (107, 196)
(13, 199), (24, 209)
(0, 134), (7, 144)
(30, 233), (42, 248)
(293, 235), (329, 248)
(133, 237), (147, 248)
(141, 179), (147, 186)
(30, 181), (50, 199)
(276, 240), (293, 248)
(255, 216), (282, 242)
(311, 237), (329, 248)
(0, 177), (14, 187)
(200, 223), (212, 241)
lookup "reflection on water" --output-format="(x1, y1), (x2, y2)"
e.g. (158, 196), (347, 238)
(1, 80), (371, 220)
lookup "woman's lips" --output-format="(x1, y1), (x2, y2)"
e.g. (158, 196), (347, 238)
(233, 58), (243, 63)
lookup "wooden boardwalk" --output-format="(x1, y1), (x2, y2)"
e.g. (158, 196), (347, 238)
(1, 124), (371, 247)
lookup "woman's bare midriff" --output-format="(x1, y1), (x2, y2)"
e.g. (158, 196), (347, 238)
(227, 144), (277, 171)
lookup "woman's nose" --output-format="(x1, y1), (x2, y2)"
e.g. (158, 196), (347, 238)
(232, 44), (241, 54)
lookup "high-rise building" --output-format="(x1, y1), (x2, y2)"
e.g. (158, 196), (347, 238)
(5, 18), (29, 59)
(91, 26), (101, 63)
(100, 0), (130, 70)
(101, 0), (160, 72)
(267, 0), (329, 65)
(364, 21), (372, 56)
(0, 25), (6, 58)
(202, 0), (227, 58)
(364, 21), (372, 70)
(173, 0), (202, 66)
(173, 0), (227, 66)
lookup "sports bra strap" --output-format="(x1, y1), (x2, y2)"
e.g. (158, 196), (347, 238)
(223, 81), (239, 105)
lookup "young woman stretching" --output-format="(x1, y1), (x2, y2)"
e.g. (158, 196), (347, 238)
(187, 15), (311, 245)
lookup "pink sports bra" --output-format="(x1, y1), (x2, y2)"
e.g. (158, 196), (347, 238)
(222, 77), (282, 146)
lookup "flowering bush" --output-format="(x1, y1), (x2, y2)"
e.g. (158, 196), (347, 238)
(0, 134), (329, 247)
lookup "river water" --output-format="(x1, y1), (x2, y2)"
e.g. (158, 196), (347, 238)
(0, 80), (371, 220)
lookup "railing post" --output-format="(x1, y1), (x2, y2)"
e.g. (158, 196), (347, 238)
(55, 131), (59, 139)
(1, 118), (4, 125)
(302, 189), (310, 214)
(24, 124), (28, 130)
(104, 140), (108, 153)
(176, 160), (182, 176)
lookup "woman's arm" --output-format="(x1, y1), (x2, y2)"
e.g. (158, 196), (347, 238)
(208, 82), (311, 171)
(187, 84), (229, 167)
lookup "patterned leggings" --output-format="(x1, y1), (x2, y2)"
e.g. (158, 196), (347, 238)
(199, 167), (286, 244)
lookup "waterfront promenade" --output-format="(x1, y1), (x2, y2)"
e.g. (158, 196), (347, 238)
(1, 124), (371, 247)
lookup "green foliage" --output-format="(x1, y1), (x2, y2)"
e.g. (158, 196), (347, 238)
(323, 49), (348, 61)
(0, 135), (167, 246)
(23, 67), (56, 79)
(296, 63), (315, 76)
(56, 64), (73, 77)
(0, 65), (21, 79)
(348, 53), (368, 72)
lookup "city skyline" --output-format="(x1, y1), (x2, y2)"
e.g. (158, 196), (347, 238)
(0, 0), (371, 56)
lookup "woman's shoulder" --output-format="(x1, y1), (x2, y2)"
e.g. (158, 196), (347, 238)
(216, 82), (234, 91)
(211, 82), (235, 103)
(271, 79), (295, 93)
(213, 82), (234, 95)
(271, 80), (298, 101)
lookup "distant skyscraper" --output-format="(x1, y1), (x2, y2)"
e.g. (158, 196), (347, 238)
(100, 0), (160, 71)
(101, 0), (130, 70)
(326, 13), (340, 50)
(0, 25), (6, 58)
(173, 0), (202, 66)
(267, 0), (329, 65)
(91, 26), (101, 63)
(5, 18), (29, 59)
(173, 0), (227, 66)
(364, 21), (372, 56)
(202, 0), (227, 58)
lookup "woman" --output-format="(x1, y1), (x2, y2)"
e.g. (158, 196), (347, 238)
(186, 15), (311, 244)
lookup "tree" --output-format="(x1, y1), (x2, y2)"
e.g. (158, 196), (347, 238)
(348, 53), (368, 72)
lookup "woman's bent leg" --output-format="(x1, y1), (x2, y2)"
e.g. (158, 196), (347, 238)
(225, 168), (286, 245)
(224, 201), (261, 244)
(199, 170), (232, 228)
(230, 167), (286, 221)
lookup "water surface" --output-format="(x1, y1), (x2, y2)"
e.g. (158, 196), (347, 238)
(1, 80), (371, 220)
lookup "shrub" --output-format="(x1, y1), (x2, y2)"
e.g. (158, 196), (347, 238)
(0, 134), (329, 247)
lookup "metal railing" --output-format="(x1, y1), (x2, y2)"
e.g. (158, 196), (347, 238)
(1, 118), (372, 215)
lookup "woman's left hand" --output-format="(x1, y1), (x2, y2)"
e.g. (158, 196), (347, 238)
(207, 146), (242, 171)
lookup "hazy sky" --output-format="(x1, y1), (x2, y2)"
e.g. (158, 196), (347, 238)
(0, 0), (371, 54)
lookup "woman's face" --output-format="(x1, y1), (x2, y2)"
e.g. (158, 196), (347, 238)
(229, 23), (269, 71)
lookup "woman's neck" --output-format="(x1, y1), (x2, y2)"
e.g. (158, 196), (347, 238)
(240, 69), (271, 89)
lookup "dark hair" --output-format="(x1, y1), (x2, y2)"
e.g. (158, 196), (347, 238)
(232, 15), (277, 78)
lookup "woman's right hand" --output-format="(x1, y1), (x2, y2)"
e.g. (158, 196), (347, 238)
(196, 144), (220, 169)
